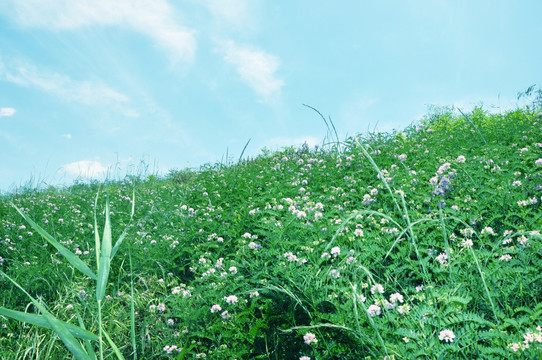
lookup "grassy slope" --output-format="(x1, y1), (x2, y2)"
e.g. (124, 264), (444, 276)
(1, 106), (541, 359)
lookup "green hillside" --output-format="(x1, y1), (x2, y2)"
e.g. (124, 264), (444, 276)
(1, 105), (541, 359)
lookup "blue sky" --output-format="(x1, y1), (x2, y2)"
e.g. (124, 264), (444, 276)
(1, 0), (541, 193)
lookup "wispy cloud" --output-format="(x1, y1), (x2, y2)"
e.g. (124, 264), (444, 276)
(2, 0), (196, 64)
(2, 60), (137, 116)
(62, 160), (108, 178)
(221, 40), (284, 103)
(203, 0), (253, 29)
(0, 107), (16, 117)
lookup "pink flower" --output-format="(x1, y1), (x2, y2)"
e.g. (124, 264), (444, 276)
(303, 332), (318, 345)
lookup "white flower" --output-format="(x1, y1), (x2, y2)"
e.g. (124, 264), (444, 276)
(330, 246), (341, 257)
(438, 329), (455, 342)
(210, 304), (222, 313)
(371, 284), (384, 294)
(367, 304), (381, 317)
(224, 295), (238, 305)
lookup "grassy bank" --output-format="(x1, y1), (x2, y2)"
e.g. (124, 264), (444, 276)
(1, 105), (541, 359)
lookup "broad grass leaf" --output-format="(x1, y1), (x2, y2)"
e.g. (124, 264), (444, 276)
(0, 307), (98, 341)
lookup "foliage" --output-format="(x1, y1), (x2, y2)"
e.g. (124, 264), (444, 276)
(1, 104), (541, 359)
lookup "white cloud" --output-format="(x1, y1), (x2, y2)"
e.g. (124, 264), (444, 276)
(3, 61), (137, 116)
(3, 0), (196, 64)
(62, 133), (72, 139)
(221, 40), (283, 103)
(0, 107), (16, 117)
(203, 0), (252, 28)
(62, 160), (108, 178)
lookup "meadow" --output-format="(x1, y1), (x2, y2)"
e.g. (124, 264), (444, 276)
(1, 103), (541, 359)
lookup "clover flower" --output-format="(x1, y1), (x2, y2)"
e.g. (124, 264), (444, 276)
(303, 332), (318, 345)
(224, 295), (238, 305)
(438, 329), (455, 342)
(367, 304), (381, 317)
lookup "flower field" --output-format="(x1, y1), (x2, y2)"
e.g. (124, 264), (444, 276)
(1, 105), (541, 359)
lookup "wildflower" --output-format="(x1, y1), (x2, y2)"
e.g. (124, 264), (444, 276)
(354, 228), (364, 237)
(481, 227), (495, 235)
(164, 345), (182, 354)
(329, 269), (340, 279)
(157, 303), (166, 312)
(300, 357), (311, 360)
(249, 291), (260, 298)
(221, 310), (231, 320)
(242, 232), (252, 238)
(536, 158), (542, 166)
(398, 154), (407, 162)
(509, 343), (521, 352)
(456, 155), (466, 163)
(438, 329), (455, 343)
(167, 318), (174, 326)
(461, 238), (473, 248)
(436, 163), (451, 175)
(403, 337), (409, 343)
(499, 254), (512, 261)
(371, 284), (384, 295)
(210, 304), (222, 313)
(390, 293), (404, 304)
(330, 246), (341, 257)
(367, 304), (381, 317)
(248, 242), (261, 249)
(65, 304), (73, 311)
(397, 304), (411, 315)
(517, 235), (530, 248)
(435, 253), (448, 265)
(224, 295), (238, 305)
(415, 285), (424, 292)
(303, 332), (318, 345)
(321, 252), (331, 259)
(229, 266), (238, 274)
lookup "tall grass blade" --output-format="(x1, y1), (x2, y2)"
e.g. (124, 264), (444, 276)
(96, 195), (112, 301)
(238, 138), (251, 164)
(129, 248), (137, 360)
(10, 203), (97, 280)
(74, 307), (98, 360)
(94, 191), (101, 271)
(102, 328), (126, 360)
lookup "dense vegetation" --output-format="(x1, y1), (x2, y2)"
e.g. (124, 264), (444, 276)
(1, 104), (541, 359)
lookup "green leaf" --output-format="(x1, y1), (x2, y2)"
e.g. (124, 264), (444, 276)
(0, 307), (98, 341)
(96, 255), (110, 301)
(10, 203), (97, 280)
